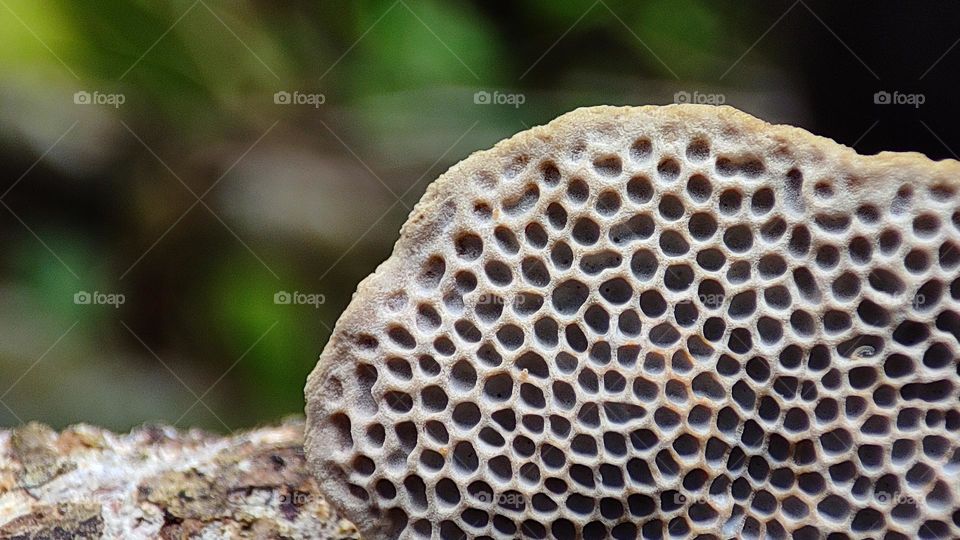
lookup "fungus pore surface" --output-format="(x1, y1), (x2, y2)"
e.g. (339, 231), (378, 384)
(305, 105), (960, 540)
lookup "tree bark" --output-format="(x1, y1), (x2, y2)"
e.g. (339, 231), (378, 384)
(0, 419), (359, 539)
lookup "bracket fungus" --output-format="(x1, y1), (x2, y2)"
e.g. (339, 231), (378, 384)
(305, 105), (960, 539)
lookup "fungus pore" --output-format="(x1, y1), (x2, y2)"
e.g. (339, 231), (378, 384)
(305, 105), (960, 539)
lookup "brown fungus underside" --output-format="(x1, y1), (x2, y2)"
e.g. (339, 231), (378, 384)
(305, 105), (960, 540)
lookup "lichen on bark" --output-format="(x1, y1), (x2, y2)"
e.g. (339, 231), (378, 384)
(0, 419), (358, 539)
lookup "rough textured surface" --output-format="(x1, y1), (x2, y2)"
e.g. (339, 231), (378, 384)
(305, 104), (960, 539)
(0, 420), (358, 539)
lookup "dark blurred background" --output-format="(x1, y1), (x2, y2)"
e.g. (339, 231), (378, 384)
(1, 0), (957, 431)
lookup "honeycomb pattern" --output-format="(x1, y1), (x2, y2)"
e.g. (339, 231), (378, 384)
(306, 107), (960, 539)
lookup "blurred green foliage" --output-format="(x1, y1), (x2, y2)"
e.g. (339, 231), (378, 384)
(0, 0), (783, 431)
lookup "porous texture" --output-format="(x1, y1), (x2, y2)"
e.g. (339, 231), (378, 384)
(0, 420), (358, 539)
(304, 104), (960, 539)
